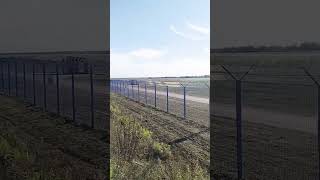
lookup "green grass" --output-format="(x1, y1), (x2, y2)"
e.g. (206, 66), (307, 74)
(110, 101), (209, 180)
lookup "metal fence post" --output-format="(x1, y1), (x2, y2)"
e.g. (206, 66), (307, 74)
(117, 81), (119, 93)
(32, 63), (36, 105)
(138, 83), (140, 102)
(183, 86), (186, 119)
(318, 86), (320, 177)
(126, 81), (129, 98)
(154, 83), (157, 108)
(236, 80), (242, 179)
(56, 63), (60, 115)
(0, 62), (3, 92)
(117, 81), (119, 94)
(122, 81), (125, 96)
(90, 64), (94, 128)
(15, 62), (18, 96)
(167, 86), (169, 113)
(145, 83), (147, 104)
(131, 84), (134, 100)
(119, 81), (121, 95)
(71, 63), (76, 122)
(118, 81), (120, 94)
(43, 64), (47, 111)
(220, 65), (255, 180)
(23, 63), (26, 99)
(8, 62), (10, 96)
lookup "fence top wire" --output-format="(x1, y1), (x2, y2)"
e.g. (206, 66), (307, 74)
(212, 64), (320, 85)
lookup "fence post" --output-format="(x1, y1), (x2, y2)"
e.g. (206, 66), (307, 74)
(71, 63), (76, 122)
(117, 81), (119, 94)
(42, 64), (47, 111)
(118, 81), (120, 94)
(131, 84), (134, 100)
(154, 83), (157, 108)
(1, 61), (4, 92)
(8, 62), (10, 96)
(90, 64), (94, 128)
(122, 81), (125, 96)
(167, 86), (169, 113)
(15, 62), (18, 96)
(236, 80), (242, 179)
(145, 83), (147, 104)
(32, 63), (36, 105)
(138, 83), (140, 102)
(183, 86), (186, 119)
(220, 64), (255, 180)
(56, 63), (60, 115)
(318, 86), (320, 178)
(119, 80), (122, 95)
(23, 63), (26, 99)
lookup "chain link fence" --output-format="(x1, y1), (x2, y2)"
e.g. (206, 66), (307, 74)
(110, 78), (209, 128)
(211, 64), (318, 180)
(0, 56), (108, 130)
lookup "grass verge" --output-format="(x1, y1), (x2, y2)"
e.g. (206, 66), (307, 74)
(110, 101), (209, 180)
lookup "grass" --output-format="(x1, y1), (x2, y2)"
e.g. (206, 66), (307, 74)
(0, 132), (77, 180)
(0, 95), (108, 180)
(110, 101), (209, 180)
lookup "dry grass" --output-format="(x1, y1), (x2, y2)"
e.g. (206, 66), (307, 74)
(110, 101), (209, 180)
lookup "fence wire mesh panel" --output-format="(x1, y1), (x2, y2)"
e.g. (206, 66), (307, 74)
(0, 55), (108, 131)
(110, 78), (210, 127)
(92, 63), (108, 130)
(60, 66), (73, 120)
(212, 64), (319, 180)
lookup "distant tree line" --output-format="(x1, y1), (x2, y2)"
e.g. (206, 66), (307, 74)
(213, 42), (320, 53)
(158, 75), (209, 78)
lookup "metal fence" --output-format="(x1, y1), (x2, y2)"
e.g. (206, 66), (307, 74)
(0, 57), (108, 130)
(110, 79), (209, 127)
(211, 64), (319, 180)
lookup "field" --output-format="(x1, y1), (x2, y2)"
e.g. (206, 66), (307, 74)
(211, 52), (320, 179)
(0, 94), (108, 179)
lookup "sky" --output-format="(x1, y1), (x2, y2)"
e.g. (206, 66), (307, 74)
(111, 0), (210, 78)
(0, 0), (108, 53)
(212, 0), (320, 48)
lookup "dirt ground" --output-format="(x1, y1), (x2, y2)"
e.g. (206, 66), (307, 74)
(117, 86), (209, 127)
(0, 94), (108, 179)
(111, 93), (210, 170)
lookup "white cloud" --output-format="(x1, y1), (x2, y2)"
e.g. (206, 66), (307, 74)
(129, 48), (166, 59)
(170, 21), (209, 41)
(186, 21), (209, 35)
(170, 25), (204, 41)
(111, 49), (209, 78)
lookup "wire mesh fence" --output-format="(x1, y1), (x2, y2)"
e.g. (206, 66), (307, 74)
(110, 78), (210, 127)
(0, 56), (108, 131)
(211, 64), (319, 180)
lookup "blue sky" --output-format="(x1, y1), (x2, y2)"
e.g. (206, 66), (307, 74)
(111, 0), (210, 78)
